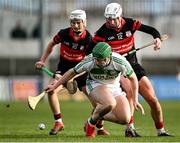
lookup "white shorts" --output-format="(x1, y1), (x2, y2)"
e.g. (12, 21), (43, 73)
(86, 80), (126, 97)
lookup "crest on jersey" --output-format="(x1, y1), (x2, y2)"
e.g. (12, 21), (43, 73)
(109, 70), (118, 76)
(126, 31), (132, 37)
(72, 43), (78, 49)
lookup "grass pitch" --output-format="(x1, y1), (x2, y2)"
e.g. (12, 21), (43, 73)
(0, 99), (180, 142)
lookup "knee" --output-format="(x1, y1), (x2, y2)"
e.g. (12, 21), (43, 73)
(108, 100), (117, 110)
(105, 100), (117, 112)
(146, 95), (159, 106)
(120, 116), (131, 125)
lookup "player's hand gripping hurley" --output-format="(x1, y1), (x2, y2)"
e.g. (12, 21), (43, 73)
(122, 34), (168, 56)
(28, 67), (85, 110)
(28, 67), (56, 110)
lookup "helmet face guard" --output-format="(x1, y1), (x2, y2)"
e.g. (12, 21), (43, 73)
(70, 9), (86, 26)
(104, 3), (122, 19)
(92, 42), (112, 59)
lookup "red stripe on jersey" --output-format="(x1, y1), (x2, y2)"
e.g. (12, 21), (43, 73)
(60, 44), (85, 62)
(92, 35), (106, 43)
(107, 37), (134, 54)
(133, 20), (142, 30)
(53, 34), (62, 44)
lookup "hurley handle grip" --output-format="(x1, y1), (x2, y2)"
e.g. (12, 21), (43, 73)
(122, 34), (168, 57)
(41, 66), (55, 78)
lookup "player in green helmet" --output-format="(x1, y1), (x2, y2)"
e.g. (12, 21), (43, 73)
(92, 42), (112, 67)
(45, 42), (144, 138)
(92, 42), (112, 59)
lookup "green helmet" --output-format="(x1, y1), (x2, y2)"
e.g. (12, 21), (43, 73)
(92, 42), (112, 59)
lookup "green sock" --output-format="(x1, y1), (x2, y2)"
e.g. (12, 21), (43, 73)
(88, 117), (96, 125)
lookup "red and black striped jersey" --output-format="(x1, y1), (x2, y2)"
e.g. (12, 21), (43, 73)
(92, 17), (142, 55)
(53, 27), (92, 62)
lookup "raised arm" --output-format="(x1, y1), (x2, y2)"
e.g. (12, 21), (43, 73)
(138, 24), (161, 51)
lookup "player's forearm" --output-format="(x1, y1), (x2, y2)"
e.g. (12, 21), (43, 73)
(40, 41), (55, 63)
(138, 24), (161, 39)
(129, 73), (139, 102)
(54, 69), (77, 89)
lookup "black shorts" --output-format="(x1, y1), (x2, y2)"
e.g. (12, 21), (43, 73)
(131, 64), (146, 81)
(56, 56), (87, 90)
(74, 73), (88, 91)
(56, 57), (79, 75)
(126, 54), (147, 81)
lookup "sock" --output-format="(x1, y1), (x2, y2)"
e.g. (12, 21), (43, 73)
(155, 122), (165, 134)
(88, 117), (96, 126)
(96, 120), (104, 130)
(127, 116), (135, 129)
(54, 113), (63, 123)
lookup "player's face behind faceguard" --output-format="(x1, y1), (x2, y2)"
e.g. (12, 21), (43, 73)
(95, 57), (111, 68)
(69, 9), (86, 35)
(106, 17), (122, 29)
(70, 19), (85, 35)
(93, 42), (112, 68)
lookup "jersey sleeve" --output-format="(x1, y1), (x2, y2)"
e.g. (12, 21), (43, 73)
(131, 18), (142, 31)
(92, 24), (106, 43)
(86, 24), (106, 55)
(53, 30), (63, 44)
(138, 24), (161, 39)
(74, 54), (93, 74)
(84, 31), (93, 55)
(113, 54), (134, 77)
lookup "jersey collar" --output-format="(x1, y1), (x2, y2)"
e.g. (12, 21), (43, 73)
(69, 28), (86, 39)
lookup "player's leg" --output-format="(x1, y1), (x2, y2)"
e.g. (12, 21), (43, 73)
(139, 76), (173, 136)
(120, 76), (141, 137)
(133, 63), (173, 137)
(103, 95), (131, 124)
(48, 75), (64, 135)
(85, 84), (116, 137)
(75, 74), (110, 135)
(58, 58), (78, 94)
(103, 86), (140, 137)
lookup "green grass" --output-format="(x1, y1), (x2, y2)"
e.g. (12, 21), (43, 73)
(0, 100), (180, 142)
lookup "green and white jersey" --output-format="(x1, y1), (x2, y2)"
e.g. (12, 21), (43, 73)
(74, 52), (134, 85)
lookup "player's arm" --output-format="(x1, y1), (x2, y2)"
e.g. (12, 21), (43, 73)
(138, 24), (161, 50)
(40, 40), (56, 63)
(85, 39), (96, 55)
(45, 68), (77, 93)
(127, 72), (138, 103)
(127, 72), (145, 115)
(116, 56), (138, 102)
(119, 56), (144, 114)
(35, 40), (56, 69)
(86, 30), (106, 55)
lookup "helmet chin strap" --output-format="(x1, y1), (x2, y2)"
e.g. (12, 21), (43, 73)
(74, 31), (82, 35)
